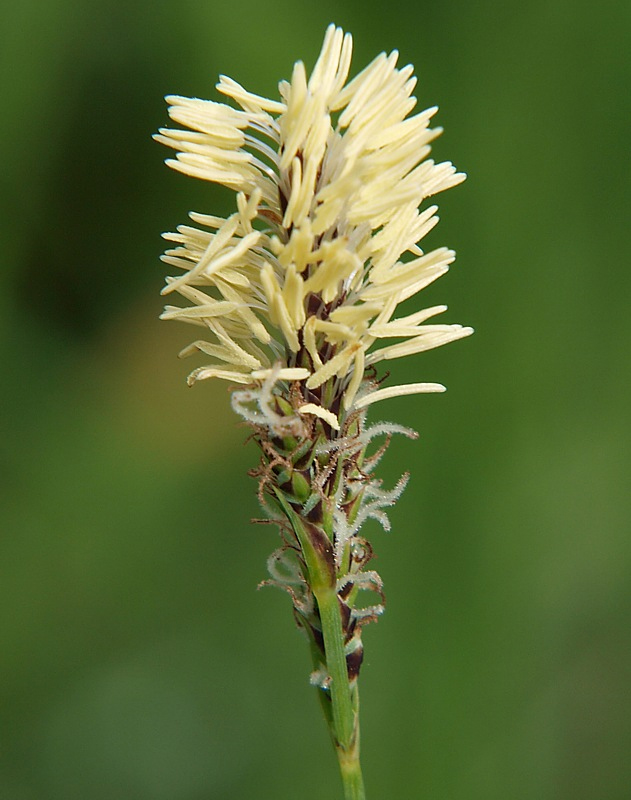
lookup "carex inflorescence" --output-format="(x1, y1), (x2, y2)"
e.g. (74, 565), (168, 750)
(157, 23), (471, 796)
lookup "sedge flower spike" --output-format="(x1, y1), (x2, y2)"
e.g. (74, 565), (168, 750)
(157, 24), (472, 800)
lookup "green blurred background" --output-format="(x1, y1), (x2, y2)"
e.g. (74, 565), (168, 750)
(2, 1), (630, 798)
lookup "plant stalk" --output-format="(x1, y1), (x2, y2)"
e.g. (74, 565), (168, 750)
(315, 587), (366, 800)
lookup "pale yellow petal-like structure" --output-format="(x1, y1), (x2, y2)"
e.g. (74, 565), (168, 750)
(157, 24), (471, 414)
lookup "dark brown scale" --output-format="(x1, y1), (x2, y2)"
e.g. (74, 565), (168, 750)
(305, 498), (323, 524)
(278, 186), (288, 218)
(309, 621), (325, 654)
(338, 598), (352, 631)
(346, 645), (364, 681)
(339, 581), (353, 601)
(304, 520), (336, 581)
(306, 292), (324, 316)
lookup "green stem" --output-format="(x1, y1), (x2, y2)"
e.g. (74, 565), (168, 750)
(316, 589), (354, 745)
(339, 751), (366, 800)
(315, 587), (366, 800)
(272, 492), (366, 797)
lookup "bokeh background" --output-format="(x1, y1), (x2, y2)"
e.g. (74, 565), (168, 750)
(2, 1), (630, 798)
